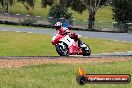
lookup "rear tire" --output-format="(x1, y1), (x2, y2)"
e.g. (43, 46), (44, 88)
(56, 42), (69, 56)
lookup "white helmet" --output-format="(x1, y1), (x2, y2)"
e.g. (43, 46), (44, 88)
(55, 22), (62, 27)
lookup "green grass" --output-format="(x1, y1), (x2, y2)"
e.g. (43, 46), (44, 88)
(70, 6), (113, 22)
(9, 0), (50, 17)
(0, 32), (57, 56)
(0, 31), (132, 56)
(0, 60), (132, 88)
(81, 38), (132, 54)
(0, 24), (53, 29)
(8, 0), (113, 22)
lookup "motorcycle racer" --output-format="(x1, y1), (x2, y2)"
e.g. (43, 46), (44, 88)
(52, 22), (83, 48)
(54, 22), (70, 35)
(51, 22), (91, 56)
(52, 22), (68, 45)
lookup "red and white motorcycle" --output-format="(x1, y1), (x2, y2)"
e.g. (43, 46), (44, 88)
(52, 32), (91, 56)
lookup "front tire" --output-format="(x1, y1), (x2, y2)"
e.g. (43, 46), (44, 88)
(81, 43), (91, 56)
(56, 42), (69, 56)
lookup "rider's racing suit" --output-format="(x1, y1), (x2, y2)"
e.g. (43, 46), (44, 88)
(52, 27), (82, 47)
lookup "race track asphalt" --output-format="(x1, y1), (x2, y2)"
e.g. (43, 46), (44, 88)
(0, 25), (132, 56)
(0, 25), (132, 42)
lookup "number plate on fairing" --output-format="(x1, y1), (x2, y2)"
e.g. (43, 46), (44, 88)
(60, 35), (74, 47)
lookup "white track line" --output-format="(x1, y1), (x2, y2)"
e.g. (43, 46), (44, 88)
(27, 32), (32, 33)
(127, 51), (132, 53)
(15, 31), (20, 32)
(1, 30), (6, 31)
(83, 37), (88, 38)
(122, 41), (126, 42)
(114, 40), (119, 42)
(94, 51), (132, 55)
(91, 54), (101, 55)
(113, 52), (121, 54)
(101, 53), (112, 55)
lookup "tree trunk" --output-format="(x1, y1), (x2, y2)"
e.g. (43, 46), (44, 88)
(88, 11), (95, 30)
(21, 2), (33, 15)
(4, 3), (8, 13)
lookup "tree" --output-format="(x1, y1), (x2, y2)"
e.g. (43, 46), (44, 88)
(17, 0), (35, 15)
(112, 0), (132, 23)
(41, 0), (72, 25)
(41, 0), (72, 19)
(17, 0), (54, 15)
(48, 4), (72, 19)
(41, 0), (54, 8)
(69, 0), (111, 30)
(112, 0), (132, 32)
(48, 0), (72, 19)
(0, 0), (14, 13)
(41, 0), (111, 29)
(46, 0), (111, 29)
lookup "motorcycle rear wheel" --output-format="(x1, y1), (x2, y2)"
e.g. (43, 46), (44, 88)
(56, 42), (69, 56)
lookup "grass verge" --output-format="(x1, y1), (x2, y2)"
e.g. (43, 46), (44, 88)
(9, 0), (112, 22)
(0, 60), (132, 88)
(0, 24), (51, 29)
(0, 31), (132, 56)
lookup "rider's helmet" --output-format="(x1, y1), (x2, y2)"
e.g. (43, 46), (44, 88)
(54, 22), (62, 30)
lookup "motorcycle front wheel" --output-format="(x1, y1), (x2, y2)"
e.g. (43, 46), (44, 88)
(81, 43), (91, 56)
(56, 42), (69, 56)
